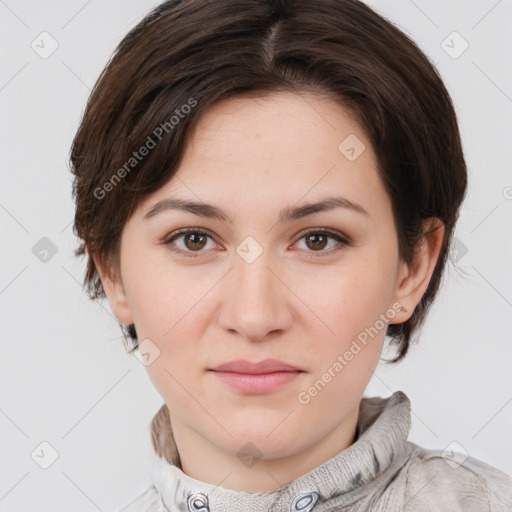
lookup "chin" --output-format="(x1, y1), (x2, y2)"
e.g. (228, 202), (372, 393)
(217, 425), (305, 460)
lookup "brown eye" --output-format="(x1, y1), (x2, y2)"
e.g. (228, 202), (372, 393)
(304, 233), (329, 251)
(164, 229), (217, 257)
(183, 232), (208, 251)
(295, 229), (350, 256)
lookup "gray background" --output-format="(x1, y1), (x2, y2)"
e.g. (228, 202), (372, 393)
(1, 0), (511, 510)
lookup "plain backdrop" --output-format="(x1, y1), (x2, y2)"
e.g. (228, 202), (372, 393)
(0, 0), (511, 510)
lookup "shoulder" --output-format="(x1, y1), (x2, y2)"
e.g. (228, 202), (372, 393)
(400, 443), (512, 511)
(114, 485), (165, 512)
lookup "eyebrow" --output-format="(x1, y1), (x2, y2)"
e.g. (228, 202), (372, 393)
(143, 195), (369, 224)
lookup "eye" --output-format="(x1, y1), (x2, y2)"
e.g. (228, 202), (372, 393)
(164, 228), (218, 257)
(293, 229), (350, 256)
(163, 227), (350, 258)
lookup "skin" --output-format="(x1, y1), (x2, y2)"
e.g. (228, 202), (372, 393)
(94, 91), (444, 492)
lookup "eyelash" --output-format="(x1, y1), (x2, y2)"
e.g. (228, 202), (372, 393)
(163, 228), (350, 258)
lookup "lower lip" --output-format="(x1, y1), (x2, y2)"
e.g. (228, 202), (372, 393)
(210, 370), (302, 394)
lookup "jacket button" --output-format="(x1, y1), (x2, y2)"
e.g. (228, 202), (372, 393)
(289, 491), (319, 511)
(187, 492), (210, 512)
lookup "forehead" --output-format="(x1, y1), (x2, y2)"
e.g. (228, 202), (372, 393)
(187, 91), (366, 161)
(139, 91), (391, 225)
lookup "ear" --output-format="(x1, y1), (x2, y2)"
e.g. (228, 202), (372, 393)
(389, 217), (445, 323)
(93, 254), (134, 325)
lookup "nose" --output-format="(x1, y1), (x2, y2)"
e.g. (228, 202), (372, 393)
(216, 243), (293, 342)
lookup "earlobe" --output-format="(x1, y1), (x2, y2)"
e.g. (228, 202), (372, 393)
(390, 218), (445, 322)
(93, 254), (134, 325)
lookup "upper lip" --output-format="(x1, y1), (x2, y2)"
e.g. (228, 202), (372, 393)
(210, 358), (302, 374)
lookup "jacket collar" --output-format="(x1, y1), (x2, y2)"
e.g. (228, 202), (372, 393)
(142, 391), (411, 512)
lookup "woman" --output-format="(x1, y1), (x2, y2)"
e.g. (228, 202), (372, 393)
(70, 0), (512, 510)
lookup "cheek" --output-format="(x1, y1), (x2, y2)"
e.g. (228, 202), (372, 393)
(121, 250), (213, 387)
(122, 246), (207, 339)
(299, 273), (388, 411)
(305, 257), (393, 334)
(128, 276), (206, 370)
(300, 255), (393, 379)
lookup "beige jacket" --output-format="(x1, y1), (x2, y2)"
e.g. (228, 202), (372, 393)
(118, 391), (512, 511)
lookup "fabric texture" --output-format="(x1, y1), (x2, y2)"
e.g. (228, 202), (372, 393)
(118, 391), (512, 511)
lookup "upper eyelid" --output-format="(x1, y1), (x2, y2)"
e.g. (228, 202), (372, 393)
(166, 227), (218, 243)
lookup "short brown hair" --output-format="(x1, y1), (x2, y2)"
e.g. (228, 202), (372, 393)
(70, 0), (467, 363)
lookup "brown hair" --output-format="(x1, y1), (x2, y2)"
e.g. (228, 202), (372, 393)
(70, 0), (467, 363)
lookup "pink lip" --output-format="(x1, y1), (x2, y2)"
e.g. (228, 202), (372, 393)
(209, 359), (303, 394)
(211, 358), (301, 374)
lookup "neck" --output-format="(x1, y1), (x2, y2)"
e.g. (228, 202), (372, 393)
(169, 406), (360, 493)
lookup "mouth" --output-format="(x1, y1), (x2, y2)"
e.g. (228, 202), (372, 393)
(208, 358), (304, 394)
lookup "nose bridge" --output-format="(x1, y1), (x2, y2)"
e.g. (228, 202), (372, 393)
(233, 238), (279, 306)
(220, 236), (290, 339)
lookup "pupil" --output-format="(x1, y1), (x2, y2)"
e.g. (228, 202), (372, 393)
(187, 233), (206, 250)
(307, 234), (327, 250)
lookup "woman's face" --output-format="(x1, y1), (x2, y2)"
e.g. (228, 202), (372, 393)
(101, 91), (418, 467)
